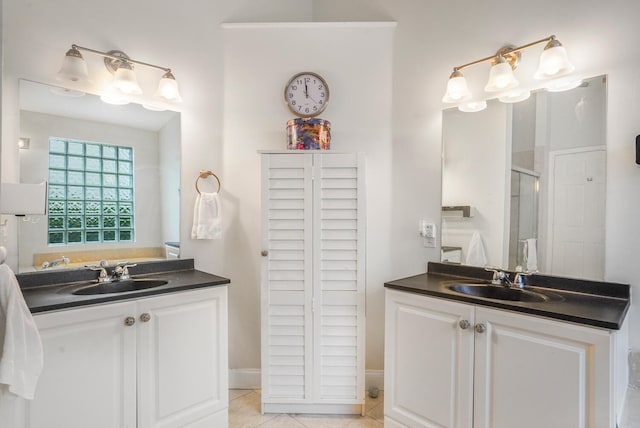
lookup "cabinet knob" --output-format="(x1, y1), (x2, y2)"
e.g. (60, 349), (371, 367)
(475, 323), (486, 334)
(459, 319), (471, 330)
(140, 313), (151, 323)
(261, 250), (269, 257)
(124, 316), (136, 326)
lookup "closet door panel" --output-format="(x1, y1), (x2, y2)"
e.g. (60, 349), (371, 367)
(261, 154), (314, 403)
(313, 153), (365, 404)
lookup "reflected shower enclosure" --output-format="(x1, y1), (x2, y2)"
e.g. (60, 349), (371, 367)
(508, 168), (539, 271)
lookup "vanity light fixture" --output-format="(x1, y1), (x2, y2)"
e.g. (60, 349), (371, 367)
(458, 100), (487, 113)
(484, 54), (519, 92)
(544, 75), (584, 92)
(56, 44), (182, 105)
(498, 88), (532, 103)
(442, 35), (577, 105)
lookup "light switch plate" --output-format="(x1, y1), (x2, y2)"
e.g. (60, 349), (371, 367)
(419, 220), (436, 248)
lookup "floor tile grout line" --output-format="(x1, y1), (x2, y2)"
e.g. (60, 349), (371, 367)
(228, 389), (385, 428)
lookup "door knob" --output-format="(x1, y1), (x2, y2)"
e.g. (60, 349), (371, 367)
(124, 316), (136, 326)
(475, 323), (486, 333)
(140, 313), (151, 323)
(459, 320), (471, 330)
(261, 250), (269, 257)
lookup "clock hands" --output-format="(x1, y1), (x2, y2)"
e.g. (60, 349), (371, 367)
(304, 81), (309, 99)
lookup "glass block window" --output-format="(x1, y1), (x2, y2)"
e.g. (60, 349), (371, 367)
(48, 138), (134, 245)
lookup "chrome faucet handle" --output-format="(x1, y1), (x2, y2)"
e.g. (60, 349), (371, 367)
(85, 264), (110, 282)
(484, 268), (506, 285)
(121, 263), (137, 279)
(112, 263), (137, 280)
(513, 272), (532, 288)
(484, 268), (514, 286)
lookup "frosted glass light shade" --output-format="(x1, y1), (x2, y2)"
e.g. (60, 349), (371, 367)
(154, 71), (182, 102)
(458, 101), (487, 112)
(544, 76), (583, 92)
(113, 64), (143, 95)
(56, 48), (89, 83)
(442, 70), (472, 103)
(534, 40), (575, 79)
(484, 56), (519, 92)
(50, 86), (86, 98)
(498, 88), (531, 103)
(100, 82), (130, 105)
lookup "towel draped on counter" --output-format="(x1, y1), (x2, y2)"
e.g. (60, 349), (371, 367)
(0, 252), (43, 400)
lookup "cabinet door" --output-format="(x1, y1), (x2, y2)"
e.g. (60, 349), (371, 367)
(313, 153), (366, 404)
(136, 286), (228, 428)
(25, 302), (137, 428)
(261, 154), (314, 404)
(474, 307), (613, 428)
(384, 289), (475, 428)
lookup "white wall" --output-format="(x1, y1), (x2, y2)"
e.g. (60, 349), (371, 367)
(222, 22), (394, 370)
(2, 0), (640, 375)
(314, 0), (640, 353)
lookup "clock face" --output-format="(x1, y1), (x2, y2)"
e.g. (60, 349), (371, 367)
(284, 72), (329, 117)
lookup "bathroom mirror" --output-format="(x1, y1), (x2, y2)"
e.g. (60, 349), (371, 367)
(441, 74), (606, 280)
(16, 79), (181, 272)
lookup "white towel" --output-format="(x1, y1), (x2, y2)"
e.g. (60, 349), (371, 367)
(0, 250), (43, 400)
(466, 231), (488, 267)
(191, 192), (222, 240)
(526, 238), (538, 272)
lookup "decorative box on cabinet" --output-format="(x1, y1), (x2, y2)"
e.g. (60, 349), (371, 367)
(1, 286), (228, 428)
(260, 151), (366, 415)
(384, 288), (624, 428)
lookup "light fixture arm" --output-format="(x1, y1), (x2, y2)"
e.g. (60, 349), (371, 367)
(452, 35), (556, 72)
(71, 44), (172, 74)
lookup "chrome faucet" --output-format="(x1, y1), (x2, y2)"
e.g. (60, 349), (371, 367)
(484, 268), (513, 287)
(42, 256), (70, 269)
(85, 259), (137, 283)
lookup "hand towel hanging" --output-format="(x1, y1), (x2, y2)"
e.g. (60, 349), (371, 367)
(191, 192), (222, 240)
(0, 249), (44, 400)
(466, 231), (488, 267)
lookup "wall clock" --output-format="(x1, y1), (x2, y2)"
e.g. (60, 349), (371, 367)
(284, 72), (330, 117)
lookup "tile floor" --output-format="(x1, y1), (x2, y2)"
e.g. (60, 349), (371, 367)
(229, 389), (384, 428)
(229, 387), (640, 427)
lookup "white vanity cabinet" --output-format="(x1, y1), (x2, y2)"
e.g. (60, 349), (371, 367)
(260, 152), (366, 415)
(384, 288), (622, 428)
(4, 286), (228, 428)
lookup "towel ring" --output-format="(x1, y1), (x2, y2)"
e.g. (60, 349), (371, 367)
(195, 170), (221, 195)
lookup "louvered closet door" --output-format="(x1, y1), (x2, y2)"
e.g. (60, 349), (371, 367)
(261, 154), (314, 403)
(313, 153), (365, 403)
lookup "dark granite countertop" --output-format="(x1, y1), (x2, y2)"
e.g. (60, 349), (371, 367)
(18, 259), (230, 314)
(384, 262), (630, 330)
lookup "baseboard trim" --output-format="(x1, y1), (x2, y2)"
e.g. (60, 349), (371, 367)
(229, 368), (261, 389)
(366, 369), (384, 390)
(229, 369), (384, 390)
